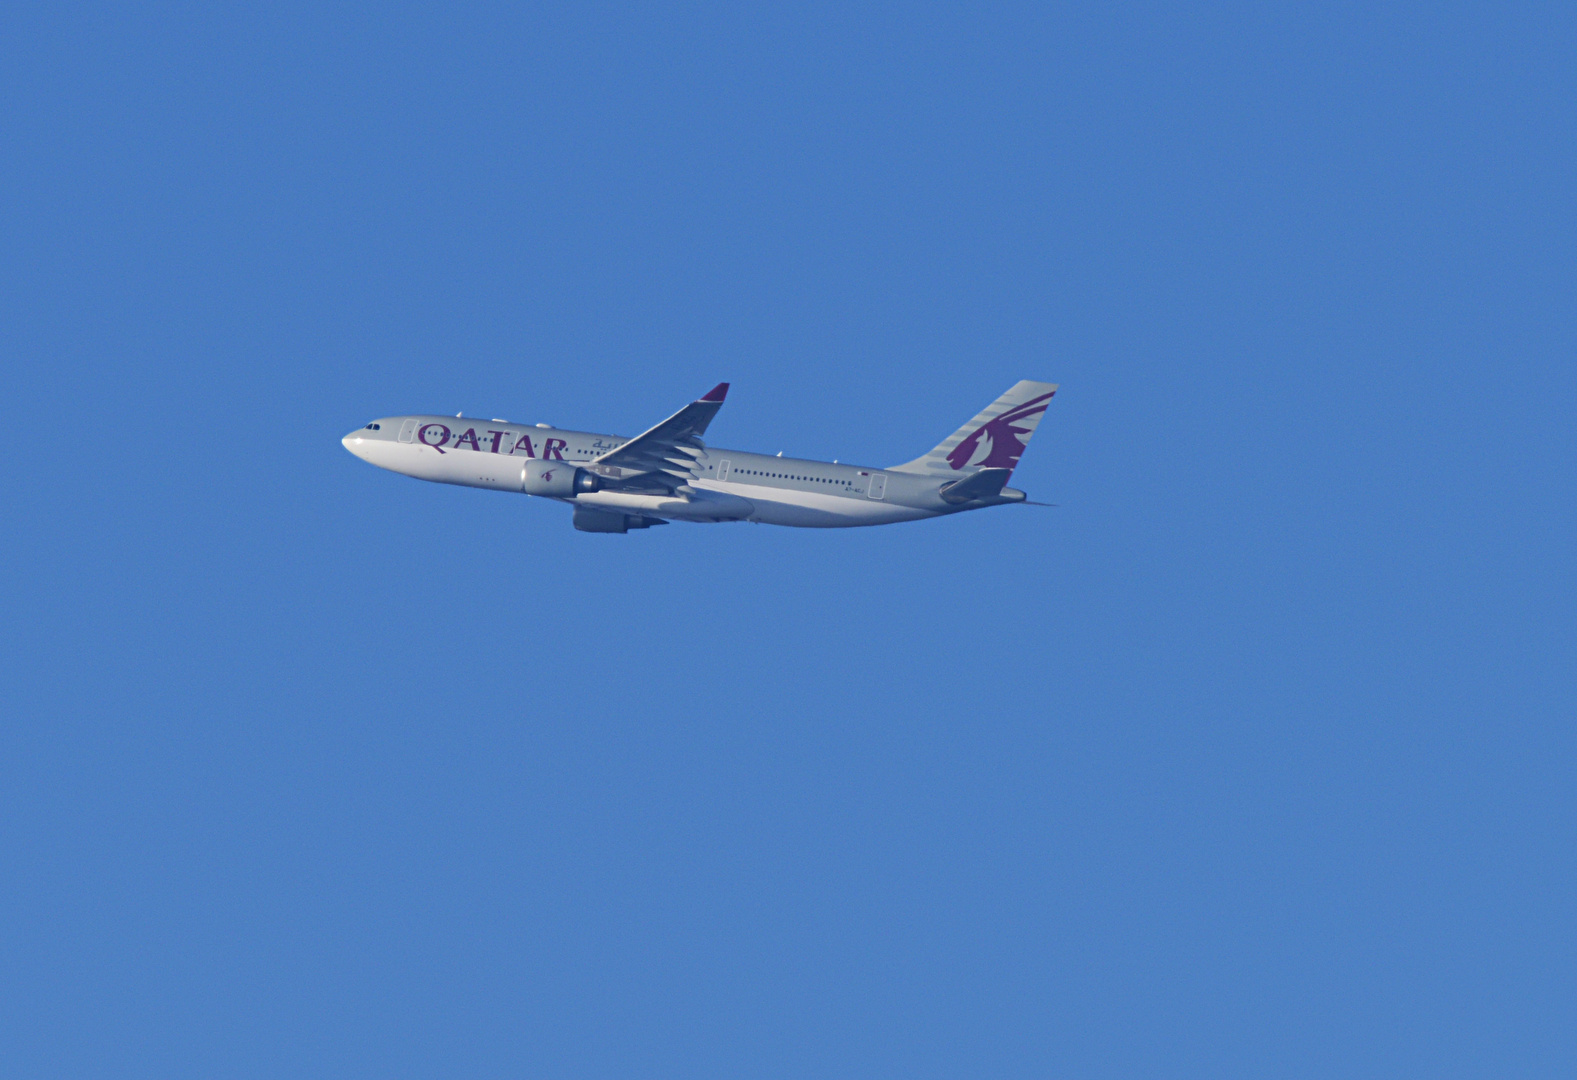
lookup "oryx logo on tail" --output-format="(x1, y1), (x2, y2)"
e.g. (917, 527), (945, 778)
(889, 380), (1059, 476)
(945, 392), (1055, 471)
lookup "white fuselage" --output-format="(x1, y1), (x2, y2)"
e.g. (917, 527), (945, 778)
(342, 416), (950, 527)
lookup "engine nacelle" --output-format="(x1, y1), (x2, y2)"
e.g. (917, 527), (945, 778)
(572, 506), (664, 533)
(521, 462), (601, 497)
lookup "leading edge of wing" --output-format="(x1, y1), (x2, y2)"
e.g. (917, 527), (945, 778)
(590, 383), (730, 486)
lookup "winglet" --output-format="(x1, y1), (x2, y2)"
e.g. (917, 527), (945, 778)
(700, 382), (729, 402)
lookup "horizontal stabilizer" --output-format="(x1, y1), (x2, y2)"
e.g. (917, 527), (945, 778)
(939, 467), (1012, 504)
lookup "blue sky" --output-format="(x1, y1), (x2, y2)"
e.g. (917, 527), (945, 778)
(2, 3), (1573, 1077)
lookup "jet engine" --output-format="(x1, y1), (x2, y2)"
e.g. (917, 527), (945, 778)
(521, 462), (601, 497)
(572, 506), (665, 533)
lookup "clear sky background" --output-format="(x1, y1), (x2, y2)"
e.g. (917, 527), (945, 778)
(2, 3), (1573, 1077)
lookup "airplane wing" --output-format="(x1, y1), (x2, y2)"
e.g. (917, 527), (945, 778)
(590, 383), (729, 492)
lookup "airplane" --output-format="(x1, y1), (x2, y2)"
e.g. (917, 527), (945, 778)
(341, 380), (1057, 533)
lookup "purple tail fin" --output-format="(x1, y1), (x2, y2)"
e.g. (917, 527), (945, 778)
(889, 380), (1057, 476)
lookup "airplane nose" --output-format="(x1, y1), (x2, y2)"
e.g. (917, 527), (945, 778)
(342, 431), (368, 460)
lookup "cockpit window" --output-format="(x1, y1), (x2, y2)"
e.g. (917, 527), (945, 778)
(365, 423), (381, 430)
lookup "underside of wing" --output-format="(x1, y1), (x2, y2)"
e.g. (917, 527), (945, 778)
(589, 383), (728, 493)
